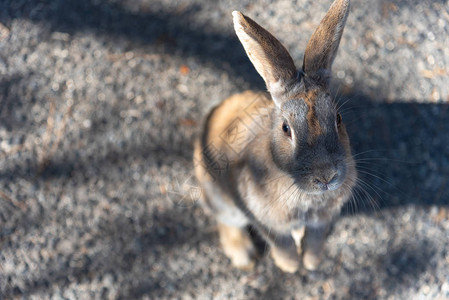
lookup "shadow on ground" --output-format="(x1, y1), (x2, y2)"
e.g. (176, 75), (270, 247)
(341, 95), (449, 212)
(2, 92), (448, 209)
(0, 0), (264, 88)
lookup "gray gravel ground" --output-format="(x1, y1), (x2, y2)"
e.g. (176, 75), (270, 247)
(0, 0), (449, 299)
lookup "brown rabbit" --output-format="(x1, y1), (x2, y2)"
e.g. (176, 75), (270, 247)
(194, 0), (357, 272)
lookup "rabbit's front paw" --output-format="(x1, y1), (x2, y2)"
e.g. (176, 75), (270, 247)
(218, 223), (255, 270)
(271, 246), (300, 273)
(302, 249), (322, 271)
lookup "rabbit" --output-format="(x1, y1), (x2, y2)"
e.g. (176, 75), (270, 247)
(193, 0), (357, 273)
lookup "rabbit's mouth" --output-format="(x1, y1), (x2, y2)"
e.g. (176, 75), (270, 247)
(292, 171), (345, 195)
(305, 182), (342, 195)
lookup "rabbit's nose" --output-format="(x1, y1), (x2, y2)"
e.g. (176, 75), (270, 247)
(313, 171), (339, 191)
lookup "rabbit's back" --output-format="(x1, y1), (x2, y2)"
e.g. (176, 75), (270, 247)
(194, 91), (273, 180)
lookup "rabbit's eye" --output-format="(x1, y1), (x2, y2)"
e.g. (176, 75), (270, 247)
(336, 113), (342, 128)
(282, 121), (291, 137)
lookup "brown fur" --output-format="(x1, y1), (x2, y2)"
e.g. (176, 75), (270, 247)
(303, 89), (324, 144)
(194, 0), (355, 272)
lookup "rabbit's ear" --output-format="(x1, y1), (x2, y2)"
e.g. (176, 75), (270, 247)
(303, 0), (349, 86)
(233, 11), (297, 102)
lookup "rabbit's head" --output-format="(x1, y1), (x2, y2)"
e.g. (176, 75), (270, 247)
(233, 0), (353, 195)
